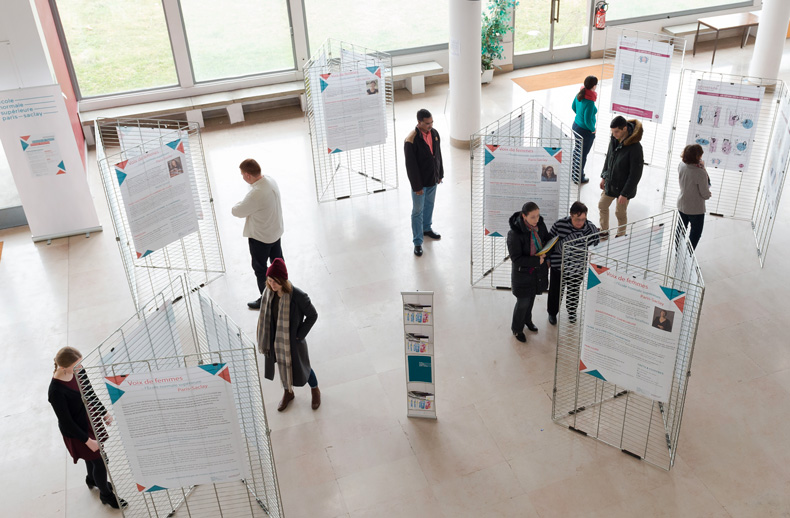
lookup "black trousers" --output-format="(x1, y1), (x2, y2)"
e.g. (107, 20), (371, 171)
(678, 212), (704, 249)
(547, 267), (583, 318)
(86, 458), (113, 498)
(249, 238), (283, 296)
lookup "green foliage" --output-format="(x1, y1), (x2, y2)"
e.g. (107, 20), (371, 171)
(481, 0), (518, 71)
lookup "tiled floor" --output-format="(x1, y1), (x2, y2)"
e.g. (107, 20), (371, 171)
(2, 36), (790, 517)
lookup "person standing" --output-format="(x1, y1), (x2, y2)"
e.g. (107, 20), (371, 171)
(677, 144), (712, 249)
(598, 116), (644, 237)
(507, 202), (551, 343)
(546, 202), (600, 325)
(48, 347), (127, 509)
(232, 158), (284, 309)
(571, 75), (598, 184)
(256, 259), (321, 412)
(405, 108), (444, 257)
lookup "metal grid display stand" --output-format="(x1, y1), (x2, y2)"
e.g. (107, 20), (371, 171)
(96, 118), (225, 310)
(304, 39), (398, 202)
(77, 276), (283, 517)
(662, 71), (788, 266)
(596, 27), (687, 170)
(471, 100), (581, 289)
(552, 211), (704, 470)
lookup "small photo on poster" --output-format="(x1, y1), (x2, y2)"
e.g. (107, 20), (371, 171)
(541, 165), (557, 182)
(651, 307), (674, 333)
(168, 157), (184, 178)
(366, 80), (379, 95)
(620, 73), (632, 91)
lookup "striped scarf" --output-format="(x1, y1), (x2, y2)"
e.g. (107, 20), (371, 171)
(257, 287), (293, 391)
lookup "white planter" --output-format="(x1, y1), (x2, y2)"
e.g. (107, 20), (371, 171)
(481, 68), (494, 84)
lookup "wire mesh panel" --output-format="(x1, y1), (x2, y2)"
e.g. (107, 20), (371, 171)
(596, 27), (687, 169)
(96, 118), (225, 310)
(304, 39), (398, 202)
(471, 100), (581, 288)
(552, 211), (704, 470)
(752, 82), (790, 266)
(78, 276), (283, 517)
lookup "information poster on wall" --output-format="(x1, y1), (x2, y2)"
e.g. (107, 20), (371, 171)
(761, 88), (790, 214)
(115, 140), (199, 258)
(483, 145), (562, 237)
(611, 36), (674, 123)
(320, 64), (387, 153)
(402, 291), (435, 419)
(580, 264), (685, 403)
(20, 135), (65, 177)
(686, 80), (763, 171)
(105, 364), (249, 491)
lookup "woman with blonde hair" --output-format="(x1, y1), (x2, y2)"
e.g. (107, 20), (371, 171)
(48, 347), (126, 508)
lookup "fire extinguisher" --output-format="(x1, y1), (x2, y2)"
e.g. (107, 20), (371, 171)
(595, 1), (608, 30)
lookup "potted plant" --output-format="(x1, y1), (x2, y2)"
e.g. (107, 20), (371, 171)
(481, 0), (518, 84)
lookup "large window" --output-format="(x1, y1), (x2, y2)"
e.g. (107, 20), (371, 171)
(180, 0), (295, 83)
(607, 0), (751, 22)
(303, 0), (449, 54)
(56, 0), (178, 97)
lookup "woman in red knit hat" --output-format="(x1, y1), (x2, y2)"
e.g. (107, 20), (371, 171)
(256, 258), (321, 411)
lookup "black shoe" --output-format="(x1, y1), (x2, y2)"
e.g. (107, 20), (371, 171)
(247, 297), (261, 310)
(580, 176), (590, 184)
(548, 314), (557, 325)
(526, 323), (538, 332)
(513, 332), (527, 343)
(414, 245), (423, 257)
(423, 230), (442, 240)
(86, 476), (95, 490)
(100, 493), (128, 509)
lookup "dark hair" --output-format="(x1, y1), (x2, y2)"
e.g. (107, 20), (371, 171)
(521, 201), (539, 215)
(54, 346), (82, 373)
(577, 75), (599, 101)
(417, 108), (432, 122)
(610, 116), (627, 129)
(569, 201), (588, 216)
(681, 144), (704, 165)
(239, 158), (261, 176)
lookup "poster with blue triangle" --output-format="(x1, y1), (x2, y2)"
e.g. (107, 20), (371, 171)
(19, 134), (65, 177)
(579, 264), (684, 403)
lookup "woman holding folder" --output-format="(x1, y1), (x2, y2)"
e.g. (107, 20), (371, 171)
(507, 201), (552, 343)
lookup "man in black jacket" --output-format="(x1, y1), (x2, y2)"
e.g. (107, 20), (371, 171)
(404, 108), (444, 256)
(598, 116), (644, 237)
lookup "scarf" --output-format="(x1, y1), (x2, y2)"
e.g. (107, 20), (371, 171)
(525, 220), (543, 256)
(581, 87), (597, 102)
(257, 286), (293, 391)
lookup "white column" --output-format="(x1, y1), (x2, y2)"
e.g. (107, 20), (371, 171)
(449, 0), (481, 148)
(748, 0), (790, 81)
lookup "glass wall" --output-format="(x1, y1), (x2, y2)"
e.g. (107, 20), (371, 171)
(608, 0), (748, 22)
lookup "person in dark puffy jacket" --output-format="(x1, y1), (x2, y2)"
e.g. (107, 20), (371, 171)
(507, 201), (551, 343)
(598, 116), (644, 238)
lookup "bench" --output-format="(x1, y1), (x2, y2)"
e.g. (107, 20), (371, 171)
(663, 23), (716, 39)
(392, 61), (444, 95)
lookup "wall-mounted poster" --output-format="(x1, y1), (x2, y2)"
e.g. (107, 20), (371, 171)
(483, 145), (562, 237)
(580, 264), (685, 403)
(611, 36), (674, 123)
(686, 80), (763, 172)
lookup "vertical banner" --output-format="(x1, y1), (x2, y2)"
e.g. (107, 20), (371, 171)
(402, 291), (436, 419)
(483, 145), (562, 237)
(106, 365), (249, 492)
(686, 80), (764, 172)
(611, 36), (674, 123)
(580, 264), (685, 403)
(0, 84), (101, 240)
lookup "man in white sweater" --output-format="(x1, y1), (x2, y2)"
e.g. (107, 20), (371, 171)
(232, 158), (284, 309)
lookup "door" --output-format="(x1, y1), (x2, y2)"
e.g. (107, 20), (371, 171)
(513, 0), (591, 68)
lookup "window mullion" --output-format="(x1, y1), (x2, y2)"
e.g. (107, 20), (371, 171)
(162, 0), (194, 88)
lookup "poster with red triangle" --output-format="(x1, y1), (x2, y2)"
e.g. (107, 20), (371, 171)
(19, 134), (65, 177)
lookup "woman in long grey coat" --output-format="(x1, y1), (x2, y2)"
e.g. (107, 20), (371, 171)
(256, 258), (320, 411)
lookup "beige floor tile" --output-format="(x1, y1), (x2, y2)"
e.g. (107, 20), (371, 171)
(431, 461), (525, 516)
(337, 456), (429, 513)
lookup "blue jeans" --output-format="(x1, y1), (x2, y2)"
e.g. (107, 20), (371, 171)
(572, 123), (595, 181)
(411, 184), (437, 245)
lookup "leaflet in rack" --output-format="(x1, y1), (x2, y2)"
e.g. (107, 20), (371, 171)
(401, 291), (436, 419)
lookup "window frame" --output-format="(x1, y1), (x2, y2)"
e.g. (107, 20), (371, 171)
(605, 0), (755, 26)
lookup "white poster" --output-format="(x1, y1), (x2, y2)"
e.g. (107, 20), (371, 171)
(687, 80), (764, 172)
(320, 65), (387, 153)
(20, 134), (64, 177)
(580, 264), (686, 403)
(0, 84), (101, 240)
(115, 140), (199, 258)
(761, 89), (790, 213)
(105, 365), (249, 492)
(483, 145), (562, 237)
(611, 36), (674, 123)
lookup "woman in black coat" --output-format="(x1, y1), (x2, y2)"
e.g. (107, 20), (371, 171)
(507, 201), (551, 343)
(256, 258), (320, 412)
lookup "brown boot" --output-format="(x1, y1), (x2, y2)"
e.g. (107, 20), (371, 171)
(311, 387), (321, 410)
(277, 390), (294, 412)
